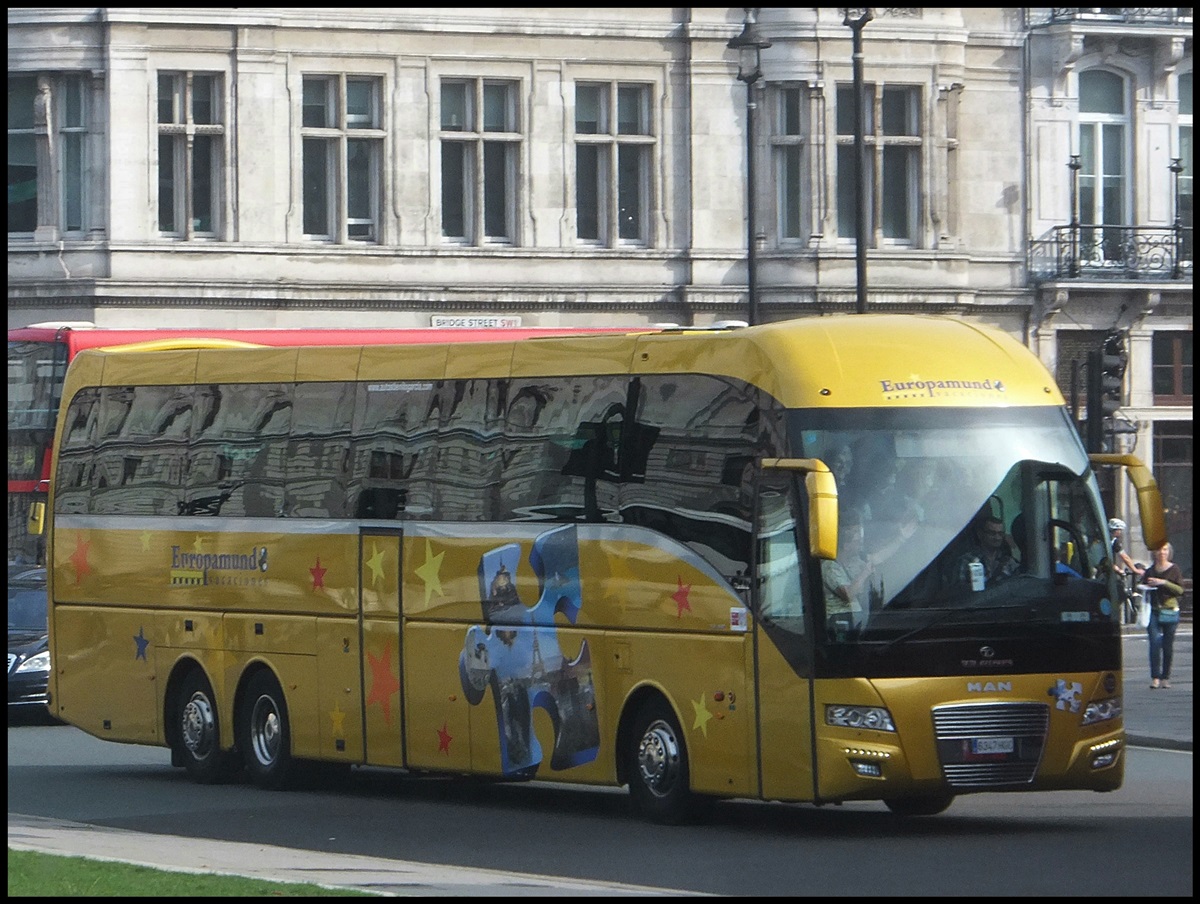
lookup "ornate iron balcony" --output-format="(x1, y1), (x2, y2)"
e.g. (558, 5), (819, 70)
(1029, 224), (1193, 282)
(1046, 8), (1193, 26)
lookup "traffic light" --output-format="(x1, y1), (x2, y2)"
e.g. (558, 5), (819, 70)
(1085, 332), (1127, 453)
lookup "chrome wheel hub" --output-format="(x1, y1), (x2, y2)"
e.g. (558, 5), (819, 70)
(182, 693), (216, 759)
(637, 720), (680, 797)
(250, 695), (281, 767)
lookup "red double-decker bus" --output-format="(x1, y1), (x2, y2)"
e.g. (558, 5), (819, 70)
(8, 322), (643, 563)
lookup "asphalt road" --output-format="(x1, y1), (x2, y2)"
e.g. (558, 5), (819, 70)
(8, 710), (1193, 895)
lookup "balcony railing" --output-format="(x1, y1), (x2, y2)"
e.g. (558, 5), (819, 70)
(1046, 8), (1193, 26)
(1029, 224), (1193, 282)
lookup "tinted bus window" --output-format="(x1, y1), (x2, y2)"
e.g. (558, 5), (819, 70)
(288, 381), (356, 518)
(499, 374), (628, 522)
(187, 383), (292, 518)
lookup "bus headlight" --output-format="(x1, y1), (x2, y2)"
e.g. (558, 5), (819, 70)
(1081, 696), (1122, 726)
(826, 704), (896, 732)
(15, 651), (50, 674)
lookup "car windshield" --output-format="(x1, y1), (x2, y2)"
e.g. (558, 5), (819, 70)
(8, 584), (47, 631)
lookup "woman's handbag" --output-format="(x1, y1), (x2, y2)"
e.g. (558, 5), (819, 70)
(1156, 606), (1181, 624)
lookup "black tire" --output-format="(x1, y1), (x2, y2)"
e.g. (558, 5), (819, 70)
(626, 698), (693, 824)
(174, 668), (238, 784)
(239, 670), (296, 790)
(884, 793), (955, 816)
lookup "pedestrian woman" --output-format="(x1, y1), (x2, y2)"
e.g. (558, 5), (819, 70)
(1143, 542), (1184, 689)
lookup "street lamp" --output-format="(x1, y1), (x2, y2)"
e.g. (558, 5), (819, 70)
(728, 8), (772, 326)
(843, 8), (873, 314)
(1068, 154), (1082, 278)
(1169, 156), (1183, 279)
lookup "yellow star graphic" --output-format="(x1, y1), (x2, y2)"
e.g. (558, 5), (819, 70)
(366, 543), (386, 588)
(140, 531), (153, 551)
(330, 703), (346, 739)
(692, 695), (713, 737)
(415, 538), (445, 605)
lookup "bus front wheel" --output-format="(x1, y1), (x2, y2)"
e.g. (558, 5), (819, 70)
(626, 698), (693, 824)
(174, 668), (238, 784)
(239, 670), (296, 790)
(884, 794), (955, 816)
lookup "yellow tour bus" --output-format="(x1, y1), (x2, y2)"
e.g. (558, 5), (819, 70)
(35, 315), (1167, 822)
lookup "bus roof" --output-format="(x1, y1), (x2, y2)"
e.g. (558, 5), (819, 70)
(62, 315), (1065, 410)
(7, 324), (644, 354)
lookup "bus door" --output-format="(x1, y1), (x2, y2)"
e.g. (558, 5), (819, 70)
(752, 472), (818, 803)
(359, 529), (405, 768)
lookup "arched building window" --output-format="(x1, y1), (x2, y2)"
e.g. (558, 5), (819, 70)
(1078, 70), (1129, 262)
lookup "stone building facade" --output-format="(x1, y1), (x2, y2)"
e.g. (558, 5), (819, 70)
(6, 7), (1192, 574)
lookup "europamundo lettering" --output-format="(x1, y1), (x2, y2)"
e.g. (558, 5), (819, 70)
(169, 546), (269, 587)
(879, 378), (1006, 399)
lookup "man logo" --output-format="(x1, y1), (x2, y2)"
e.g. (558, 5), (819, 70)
(980, 646), (995, 658)
(967, 681), (1012, 693)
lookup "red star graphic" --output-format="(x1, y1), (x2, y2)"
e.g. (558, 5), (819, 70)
(672, 577), (692, 617)
(366, 643), (401, 724)
(436, 721), (453, 754)
(310, 557), (327, 590)
(69, 535), (92, 584)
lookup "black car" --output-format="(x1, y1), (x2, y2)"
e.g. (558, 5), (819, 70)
(8, 566), (51, 717)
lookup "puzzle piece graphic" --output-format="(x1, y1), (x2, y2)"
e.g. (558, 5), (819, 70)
(458, 524), (600, 776)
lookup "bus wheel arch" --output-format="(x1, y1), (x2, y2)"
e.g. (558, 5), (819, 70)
(169, 662), (239, 783)
(619, 688), (695, 824)
(235, 665), (297, 791)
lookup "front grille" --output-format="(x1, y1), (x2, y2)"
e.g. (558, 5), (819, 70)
(931, 702), (1049, 788)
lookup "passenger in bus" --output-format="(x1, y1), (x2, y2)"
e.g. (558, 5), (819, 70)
(954, 512), (1020, 591)
(823, 514), (877, 632)
(828, 443), (871, 520)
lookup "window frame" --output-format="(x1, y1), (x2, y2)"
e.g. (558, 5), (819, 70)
(299, 74), (385, 244)
(771, 84), (811, 244)
(7, 73), (92, 239)
(157, 71), (225, 239)
(573, 80), (655, 248)
(835, 82), (924, 247)
(1152, 331), (1193, 404)
(439, 77), (522, 246)
(1177, 70), (1193, 263)
(1076, 69), (1131, 262)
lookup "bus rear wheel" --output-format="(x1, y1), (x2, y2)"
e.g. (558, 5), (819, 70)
(626, 698), (693, 824)
(884, 793), (955, 816)
(174, 668), (238, 784)
(239, 670), (296, 790)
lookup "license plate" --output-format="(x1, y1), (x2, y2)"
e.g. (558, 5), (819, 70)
(971, 737), (1015, 755)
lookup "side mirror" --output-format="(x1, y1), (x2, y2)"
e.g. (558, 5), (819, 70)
(27, 501), (46, 537)
(1089, 453), (1167, 551)
(761, 458), (839, 560)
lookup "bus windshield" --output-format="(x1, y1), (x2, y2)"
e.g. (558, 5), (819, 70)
(790, 406), (1118, 642)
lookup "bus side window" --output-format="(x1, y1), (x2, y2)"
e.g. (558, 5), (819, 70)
(54, 387), (101, 515)
(756, 480), (805, 627)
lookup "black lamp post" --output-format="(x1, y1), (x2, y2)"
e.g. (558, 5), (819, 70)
(843, 8), (873, 314)
(1169, 156), (1183, 279)
(1068, 154), (1082, 278)
(728, 8), (772, 326)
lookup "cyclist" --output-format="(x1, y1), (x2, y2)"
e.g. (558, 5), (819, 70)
(1108, 518), (1144, 624)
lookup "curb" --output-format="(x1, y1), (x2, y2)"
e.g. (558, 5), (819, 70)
(1126, 734), (1193, 752)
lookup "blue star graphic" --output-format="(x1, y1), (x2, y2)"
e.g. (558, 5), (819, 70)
(133, 627), (150, 661)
